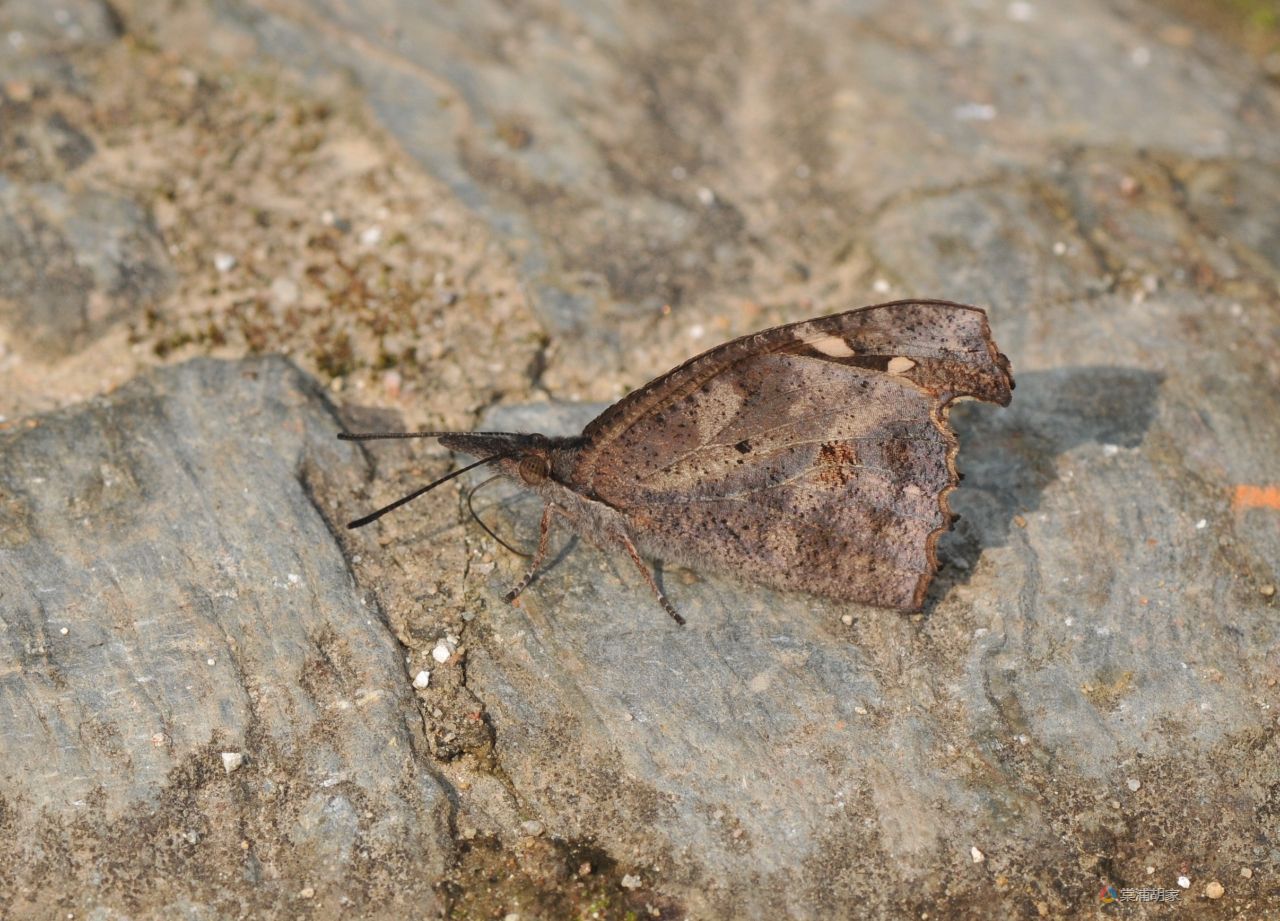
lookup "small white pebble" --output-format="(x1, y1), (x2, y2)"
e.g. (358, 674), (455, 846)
(1007, 1), (1034, 21)
(520, 820), (545, 837)
(1195, 519), (1207, 530)
(953, 102), (997, 121)
(206, 658), (216, 666)
(1127, 778), (1141, 792)
(1052, 241), (1067, 255)
(1102, 444), (1119, 457)
(1146, 866), (1155, 875)
(872, 278), (891, 294)
(1241, 867), (1253, 879)
(270, 277), (299, 307)
(432, 641), (452, 664)
(299, 886), (315, 899)
(853, 706), (868, 716)
(1204, 880), (1224, 899)
(412, 670), (431, 689)
(213, 252), (237, 273)
(840, 614), (854, 626)
(1130, 46), (1151, 68)
(221, 752), (244, 774)
(970, 846), (985, 863)
(1177, 875), (1190, 889)
(696, 186), (716, 206)
(360, 225), (383, 246)
(503, 914), (519, 921)
(287, 572), (300, 585)
(621, 874), (642, 890)
(623, 712), (634, 722)
(59, 627), (69, 636)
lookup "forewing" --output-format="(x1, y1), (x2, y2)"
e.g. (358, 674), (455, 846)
(571, 301), (1014, 610)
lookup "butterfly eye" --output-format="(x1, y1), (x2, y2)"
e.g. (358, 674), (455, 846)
(518, 454), (550, 485)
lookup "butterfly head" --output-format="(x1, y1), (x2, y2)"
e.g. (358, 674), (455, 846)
(437, 431), (580, 488)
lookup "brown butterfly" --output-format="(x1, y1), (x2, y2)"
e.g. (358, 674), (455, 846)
(340, 300), (1013, 624)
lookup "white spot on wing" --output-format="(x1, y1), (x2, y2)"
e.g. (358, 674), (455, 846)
(888, 356), (916, 374)
(810, 335), (855, 358)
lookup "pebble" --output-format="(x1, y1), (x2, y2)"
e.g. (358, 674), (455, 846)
(1195, 519), (1207, 530)
(970, 846), (985, 864)
(412, 670), (431, 689)
(621, 873), (642, 890)
(1177, 875), (1190, 889)
(520, 820), (545, 837)
(1204, 881), (1224, 899)
(432, 641), (452, 663)
(953, 102), (997, 121)
(504, 914), (520, 921)
(221, 752), (244, 774)
(1261, 584), (1276, 598)
(840, 614), (853, 626)
(59, 627), (69, 635)
(213, 252), (237, 273)
(360, 225), (383, 246)
(872, 278), (891, 294)
(1240, 867), (1252, 879)
(269, 277), (299, 307)
(298, 886), (315, 900)
(1007, 1), (1034, 22)
(1126, 778), (1141, 792)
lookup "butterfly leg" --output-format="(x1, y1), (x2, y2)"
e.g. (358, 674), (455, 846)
(617, 532), (686, 626)
(503, 504), (555, 604)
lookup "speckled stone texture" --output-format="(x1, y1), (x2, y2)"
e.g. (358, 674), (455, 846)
(3, 0), (1279, 917)
(0, 358), (451, 916)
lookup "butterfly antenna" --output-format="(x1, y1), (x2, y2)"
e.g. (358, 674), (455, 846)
(466, 474), (532, 558)
(338, 430), (517, 441)
(347, 454), (509, 529)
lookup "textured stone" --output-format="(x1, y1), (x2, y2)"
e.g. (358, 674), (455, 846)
(124, 0), (1280, 363)
(0, 180), (173, 357)
(4, 0), (1280, 917)
(0, 357), (450, 918)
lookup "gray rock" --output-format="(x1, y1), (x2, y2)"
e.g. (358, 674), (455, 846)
(122, 0), (1279, 362)
(0, 180), (173, 357)
(7, 0), (1279, 917)
(0, 0), (122, 89)
(0, 357), (450, 917)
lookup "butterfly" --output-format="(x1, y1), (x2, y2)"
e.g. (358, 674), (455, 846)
(340, 300), (1013, 625)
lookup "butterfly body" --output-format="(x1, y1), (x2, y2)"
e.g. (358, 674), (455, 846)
(343, 300), (1013, 623)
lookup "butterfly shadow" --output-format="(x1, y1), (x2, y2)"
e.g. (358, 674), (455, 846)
(927, 365), (1164, 609)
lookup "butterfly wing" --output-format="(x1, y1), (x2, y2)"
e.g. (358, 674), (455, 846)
(569, 300), (1013, 611)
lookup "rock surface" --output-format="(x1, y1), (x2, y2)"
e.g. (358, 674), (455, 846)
(0, 358), (451, 917)
(1, 0), (1278, 918)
